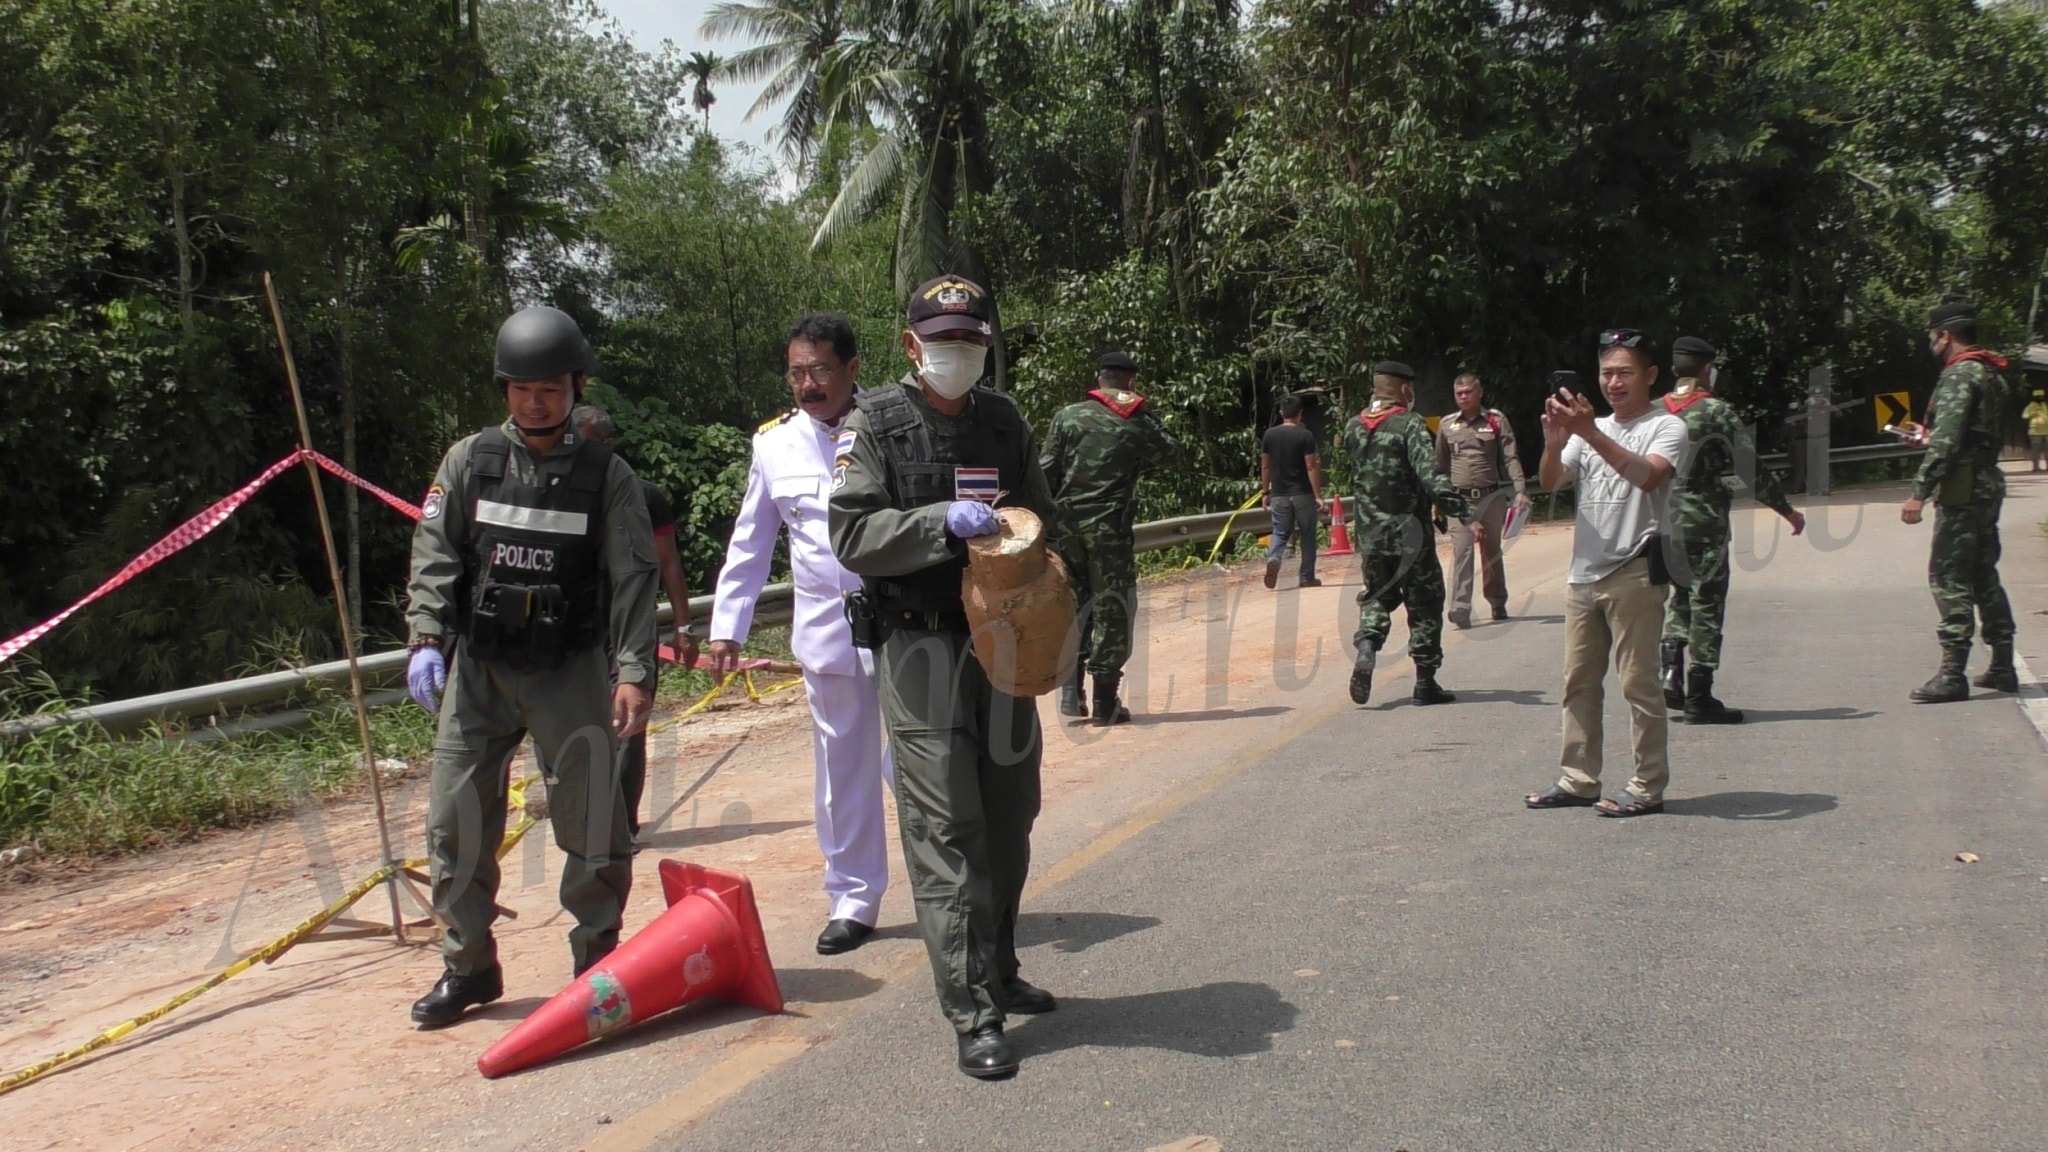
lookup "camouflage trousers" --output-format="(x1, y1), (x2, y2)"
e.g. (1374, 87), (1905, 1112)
(1351, 517), (1446, 674)
(1930, 479), (2015, 650)
(1662, 533), (1732, 669)
(1063, 530), (1138, 676)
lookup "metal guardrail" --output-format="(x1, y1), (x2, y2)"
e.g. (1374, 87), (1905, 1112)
(1, 587), (795, 741)
(1, 438), (1931, 743)
(5, 506), (1279, 742)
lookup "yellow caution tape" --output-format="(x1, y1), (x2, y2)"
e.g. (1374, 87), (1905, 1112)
(0, 771), (544, 1099)
(1200, 492), (1270, 568)
(0, 670), (809, 1099)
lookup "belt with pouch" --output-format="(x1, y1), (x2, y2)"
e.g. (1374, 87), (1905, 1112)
(884, 606), (972, 634)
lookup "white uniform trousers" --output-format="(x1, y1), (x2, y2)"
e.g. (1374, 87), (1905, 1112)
(803, 658), (894, 925)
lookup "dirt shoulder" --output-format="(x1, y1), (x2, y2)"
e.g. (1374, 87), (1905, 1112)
(0, 522), (1579, 1151)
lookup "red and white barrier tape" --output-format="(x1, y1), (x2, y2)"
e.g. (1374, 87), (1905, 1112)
(308, 451), (422, 522)
(1, 450), (425, 665)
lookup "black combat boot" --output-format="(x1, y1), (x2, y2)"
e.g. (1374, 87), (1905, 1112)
(1910, 645), (1971, 703)
(1090, 671), (1131, 726)
(1661, 639), (1686, 711)
(1349, 646), (1376, 705)
(1411, 672), (1456, 706)
(1682, 665), (1743, 725)
(1059, 667), (1088, 719)
(1973, 641), (2019, 693)
(409, 965), (503, 1029)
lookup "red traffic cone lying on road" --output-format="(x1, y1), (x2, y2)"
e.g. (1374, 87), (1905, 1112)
(477, 860), (784, 1078)
(1325, 497), (1355, 558)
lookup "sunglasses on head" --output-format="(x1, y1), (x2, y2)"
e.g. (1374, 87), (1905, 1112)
(1599, 329), (1648, 349)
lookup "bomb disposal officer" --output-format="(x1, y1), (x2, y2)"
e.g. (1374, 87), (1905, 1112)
(828, 274), (1062, 1080)
(403, 306), (658, 1029)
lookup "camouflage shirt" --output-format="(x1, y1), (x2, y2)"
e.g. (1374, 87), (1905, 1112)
(1339, 403), (1469, 529)
(1040, 389), (1183, 534)
(1664, 388), (1794, 539)
(1913, 354), (2011, 504)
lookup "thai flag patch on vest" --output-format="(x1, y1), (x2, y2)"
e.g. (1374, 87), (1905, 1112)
(954, 467), (1000, 502)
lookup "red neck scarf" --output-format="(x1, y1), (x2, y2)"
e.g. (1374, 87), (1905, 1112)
(1663, 388), (1712, 415)
(1087, 388), (1146, 418)
(1945, 349), (2010, 371)
(1359, 404), (1407, 431)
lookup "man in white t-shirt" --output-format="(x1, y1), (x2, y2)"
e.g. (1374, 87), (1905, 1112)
(1524, 329), (1689, 817)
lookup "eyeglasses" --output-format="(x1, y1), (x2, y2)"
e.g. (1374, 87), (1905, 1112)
(1598, 329), (1648, 349)
(786, 362), (842, 384)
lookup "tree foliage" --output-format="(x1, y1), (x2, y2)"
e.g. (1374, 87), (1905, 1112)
(4, 0), (2047, 703)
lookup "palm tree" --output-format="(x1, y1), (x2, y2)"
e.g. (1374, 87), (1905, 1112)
(702, 0), (856, 161)
(685, 51), (722, 132)
(707, 0), (1005, 377)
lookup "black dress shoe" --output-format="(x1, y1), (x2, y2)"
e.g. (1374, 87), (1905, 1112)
(410, 965), (503, 1029)
(1002, 978), (1057, 1014)
(957, 1025), (1018, 1079)
(815, 918), (875, 955)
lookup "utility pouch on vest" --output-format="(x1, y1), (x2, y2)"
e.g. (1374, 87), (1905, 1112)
(843, 589), (885, 650)
(466, 582), (573, 670)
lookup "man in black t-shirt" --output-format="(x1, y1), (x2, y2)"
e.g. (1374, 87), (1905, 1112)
(1260, 393), (1324, 589)
(574, 405), (698, 837)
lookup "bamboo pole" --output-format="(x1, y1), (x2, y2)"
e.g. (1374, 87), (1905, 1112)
(260, 271), (406, 942)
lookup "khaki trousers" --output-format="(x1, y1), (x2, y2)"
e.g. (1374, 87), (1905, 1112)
(1448, 487), (1512, 616)
(1556, 557), (1670, 802)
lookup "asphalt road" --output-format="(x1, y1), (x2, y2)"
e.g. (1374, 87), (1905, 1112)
(666, 483), (2048, 1152)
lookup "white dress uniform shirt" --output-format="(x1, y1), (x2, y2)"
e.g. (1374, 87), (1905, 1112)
(712, 409), (867, 671)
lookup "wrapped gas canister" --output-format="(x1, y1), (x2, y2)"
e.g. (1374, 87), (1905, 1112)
(960, 506), (1077, 697)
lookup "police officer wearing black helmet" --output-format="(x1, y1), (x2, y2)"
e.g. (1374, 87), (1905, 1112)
(402, 305), (659, 1028)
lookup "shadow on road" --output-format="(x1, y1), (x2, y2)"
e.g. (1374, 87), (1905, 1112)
(777, 966), (887, 1006)
(1376, 687), (1549, 711)
(638, 819), (812, 851)
(1135, 705), (1293, 726)
(1738, 707), (1880, 723)
(1012, 981), (1296, 1058)
(1664, 791), (1839, 820)
(1016, 911), (1162, 953)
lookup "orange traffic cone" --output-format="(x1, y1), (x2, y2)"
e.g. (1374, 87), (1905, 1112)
(1325, 498), (1355, 557)
(477, 860), (784, 1078)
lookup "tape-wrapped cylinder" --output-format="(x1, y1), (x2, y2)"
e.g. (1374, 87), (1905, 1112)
(961, 507), (1077, 697)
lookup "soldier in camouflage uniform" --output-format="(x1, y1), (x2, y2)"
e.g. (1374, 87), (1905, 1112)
(1658, 336), (1807, 725)
(1341, 361), (1470, 707)
(1900, 301), (2018, 703)
(1041, 351), (1183, 725)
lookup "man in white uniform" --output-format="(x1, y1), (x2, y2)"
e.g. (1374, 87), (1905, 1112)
(711, 312), (894, 954)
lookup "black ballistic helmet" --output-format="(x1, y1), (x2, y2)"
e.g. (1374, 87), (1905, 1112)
(494, 306), (597, 383)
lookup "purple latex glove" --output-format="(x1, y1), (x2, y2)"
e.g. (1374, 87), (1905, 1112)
(944, 500), (1001, 538)
(407, 645), (446, 713)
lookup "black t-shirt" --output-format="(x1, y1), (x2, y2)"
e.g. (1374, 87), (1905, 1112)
(1262, 423), (1318, 496)
(640, 479), (675, 537)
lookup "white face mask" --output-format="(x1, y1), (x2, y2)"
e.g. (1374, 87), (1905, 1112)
(914, 338), (987, 399)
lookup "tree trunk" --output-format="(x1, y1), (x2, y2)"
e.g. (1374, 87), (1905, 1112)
(336, 255), (363, 637)
(170, 162), (195, 341)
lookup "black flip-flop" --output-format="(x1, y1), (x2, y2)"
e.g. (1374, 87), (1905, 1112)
(1594, 793), (1664, 818)
(1524, 784), (1598, 810)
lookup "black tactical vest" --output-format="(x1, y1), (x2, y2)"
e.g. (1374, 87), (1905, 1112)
(856, 383), (1031, 614)
(458, 427), (611, 669)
